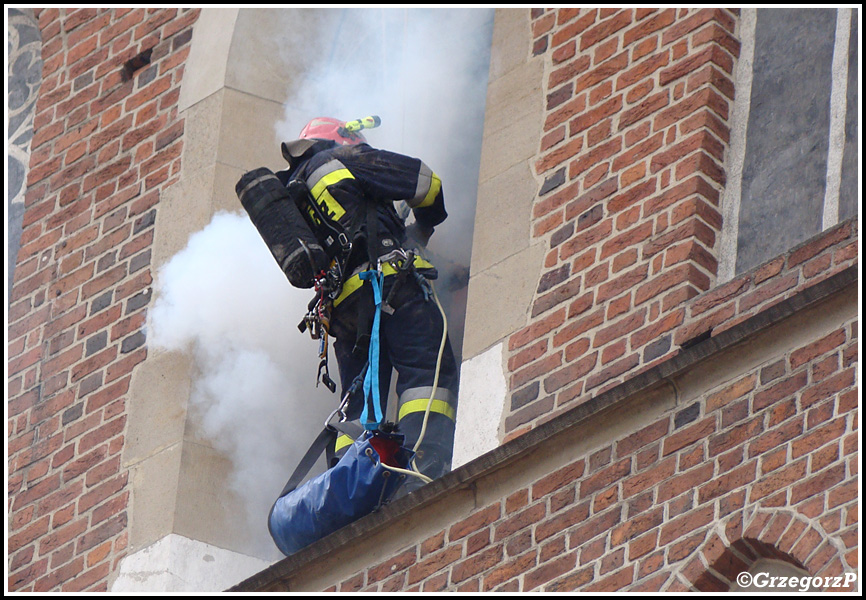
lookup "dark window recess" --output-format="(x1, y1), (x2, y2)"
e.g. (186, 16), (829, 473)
(122, 48), (153, 81)
(734, 9), (837, 274)
(838, 13), (859, 221)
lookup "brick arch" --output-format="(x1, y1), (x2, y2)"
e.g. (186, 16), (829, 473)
(673, 508), (854, 592)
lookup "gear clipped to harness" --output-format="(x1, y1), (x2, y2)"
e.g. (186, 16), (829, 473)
(236, 160), (356, 393)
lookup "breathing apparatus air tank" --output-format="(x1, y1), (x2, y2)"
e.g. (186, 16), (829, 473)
(235, 167), (329, 289)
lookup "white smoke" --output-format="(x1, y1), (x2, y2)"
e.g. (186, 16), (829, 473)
(149, 212), (334, 559)
(149, 7), (493, 560)
(276, 7), (494, 274)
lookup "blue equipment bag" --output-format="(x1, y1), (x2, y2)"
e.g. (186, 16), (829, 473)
(268, 427), (414, 557)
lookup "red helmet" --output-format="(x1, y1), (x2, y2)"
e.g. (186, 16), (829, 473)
(298, 117), (366, 145)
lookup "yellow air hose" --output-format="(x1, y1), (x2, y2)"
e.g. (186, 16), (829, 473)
(378, 246), (450, 486)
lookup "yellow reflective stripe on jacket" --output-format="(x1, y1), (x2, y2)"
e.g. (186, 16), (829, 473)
(398, 398), (456, 422)
(418, 172), (441, 208)
(334, 433), (354, 453)
(409, 163), (441, 209)
(307, 161), (352, 221)
(333, 255), (435, 308)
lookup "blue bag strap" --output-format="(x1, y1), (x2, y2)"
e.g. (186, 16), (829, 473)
(276, 426), (337, 499)
(358, 269), (385, 429)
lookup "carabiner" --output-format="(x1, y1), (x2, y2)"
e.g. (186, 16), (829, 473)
(317, 358), (337, 393)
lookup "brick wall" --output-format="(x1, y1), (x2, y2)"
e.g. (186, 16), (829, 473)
(501, 8), (857, 440)
(324, 306), (857, 592)
(7, 8), (200, 592)
(506, 8), (737, 437)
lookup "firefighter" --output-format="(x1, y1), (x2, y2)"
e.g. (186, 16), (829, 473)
(278, 116), (460, 494)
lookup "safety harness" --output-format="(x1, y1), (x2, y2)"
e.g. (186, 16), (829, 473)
(282, 137), (453, 490)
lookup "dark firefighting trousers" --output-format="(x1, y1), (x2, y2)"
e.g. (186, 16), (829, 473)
(330, 274), (459, 496)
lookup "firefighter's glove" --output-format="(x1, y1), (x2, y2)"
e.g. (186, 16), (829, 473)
(406, 222), (434, 248)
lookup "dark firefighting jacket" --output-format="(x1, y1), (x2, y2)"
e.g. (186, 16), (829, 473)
(279, 139), (448, 308)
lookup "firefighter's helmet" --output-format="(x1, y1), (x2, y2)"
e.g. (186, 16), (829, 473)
(299, 117), (366, 146)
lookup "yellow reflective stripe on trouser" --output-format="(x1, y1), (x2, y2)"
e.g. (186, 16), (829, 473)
(398, 387), (457, 422)
(307, 160), (352, 221)
(398, 399), (456, 422)
(333, 255), (435, 308)
(409, 163), (441, 209)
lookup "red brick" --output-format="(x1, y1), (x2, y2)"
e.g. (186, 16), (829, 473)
(69, 346), (118, 384)
(76, 471), (129, 514)
(494, 503), (546, 542)
(788, 526), (823, 566)
(512, 353), (562, 390)
(510, 309), (566, 351)
(531, 277), (582, 317)
(698, 460), (756, 504)
(78, 414), (127, 455)
(621, 456), (676, 498)
(450, 545), (502, 584)
(508, 340), (548, 372)
(662, 416), (715, 456)
(567, 504), (620, 548)
(573, 50), (630, 95)
(790, 464), (845, 505)
(586, 564), (636, 592)
(550, 306), (602, 348)
(570, 95), (623, 135)
(8, 516), (52, 554)
(532, 458), (586, 500)
(632, 309), (685, 349)
(502, 490), (528, 516)
(706, 374), (757, 412)
(617, 51), (671, 93)
(623, 9), (676, 46)
(600, 221), (654, 261)
(593, 307), (646, 348)
(752, 371), (807, 412)
(449, 504), (501, 542)
(580, 457), (631, 499)
(569, 137), (624, 180)
(597, 264), (648, 303)
(791, 418), (847, 460)
(658, 504), (715, 547)
(482, 550), (537, 591)
(580, 9), (632, 51)
(800, 368), (856, 408)
(636, 264), (709, 306)
(738, 271), (799, 313)
(38, 516), (89, 558)
(749, 458), (809, 504)
(788, 222), (852, 267)
(658, 463), (714, 502)
(551, 10), (598, 48)
(34, 555), (85, 593)
(707, 416), (763, 457)
(827, 479), (857, 509)
(368, 548), (417, 584)
(617, 418), (669, 457)
(790, 328), (846, 369)
(525, 551), (577, 591)
(105, 347), (147, 383)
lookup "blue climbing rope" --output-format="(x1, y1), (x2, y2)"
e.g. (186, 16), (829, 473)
(358, 269), (384, 429)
